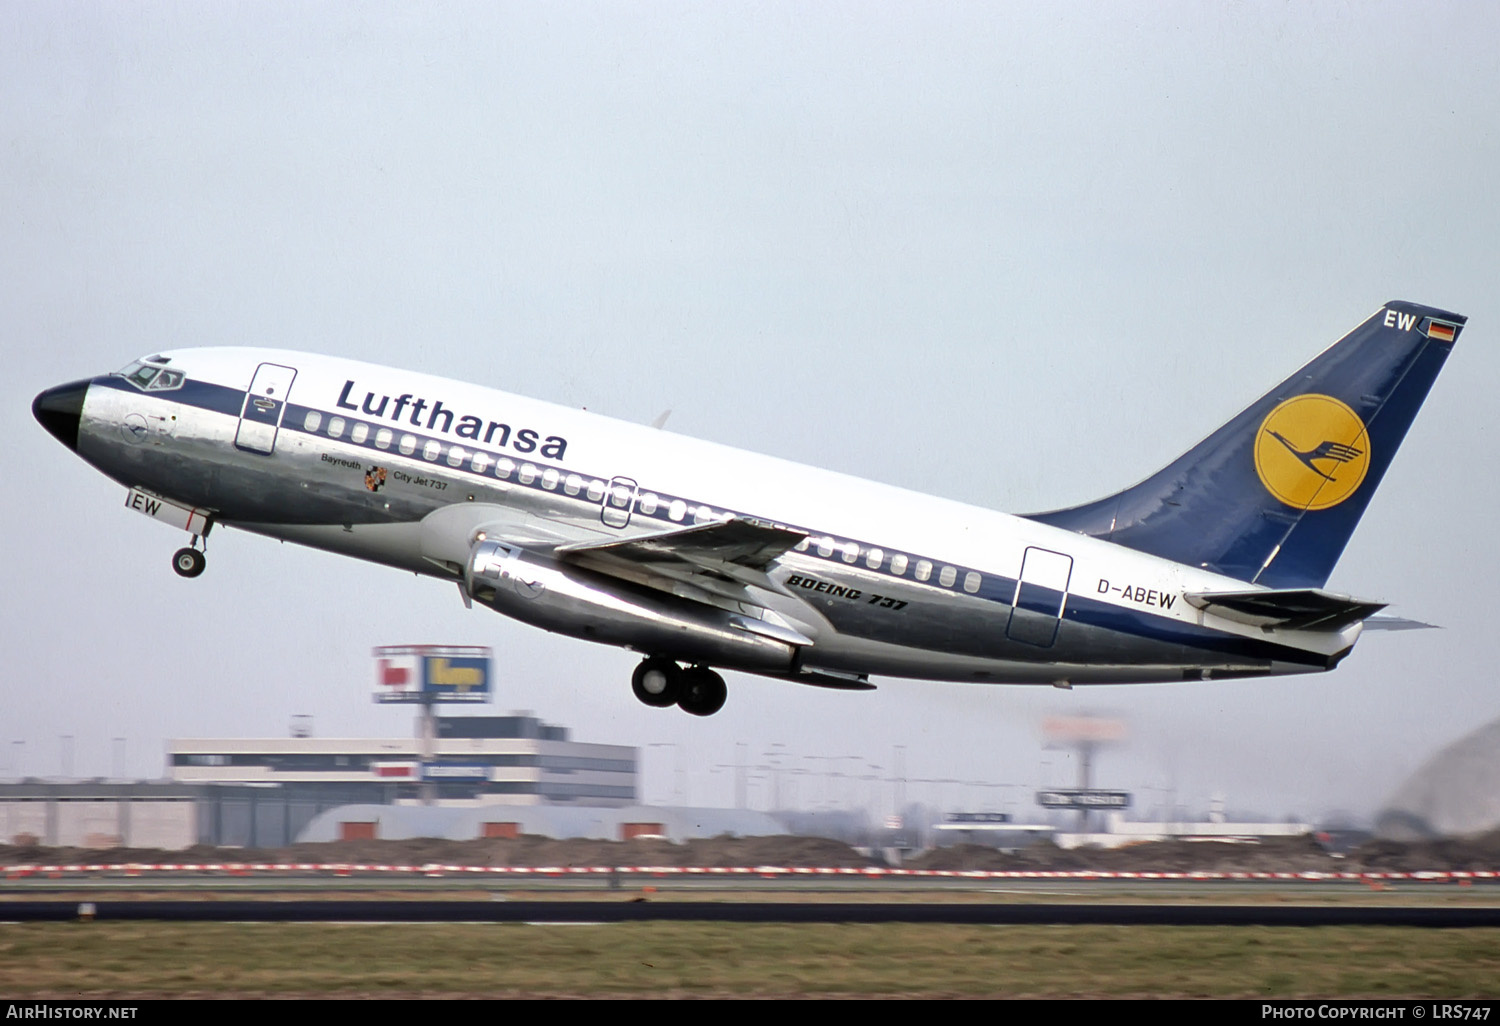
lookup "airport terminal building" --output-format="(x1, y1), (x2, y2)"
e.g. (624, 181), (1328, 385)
(2, 714), (640, 849)
(168, 714), (637, 807)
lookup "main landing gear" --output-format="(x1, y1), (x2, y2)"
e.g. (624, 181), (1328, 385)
(172, 534), (207, 578)
(631, 656), (728, 717)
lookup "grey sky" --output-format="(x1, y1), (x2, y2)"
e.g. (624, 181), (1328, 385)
(5, 2), (1498, 823)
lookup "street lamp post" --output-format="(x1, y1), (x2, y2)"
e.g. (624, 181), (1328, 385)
(645, 743), (680, 805)
(765, 743), (788, 811)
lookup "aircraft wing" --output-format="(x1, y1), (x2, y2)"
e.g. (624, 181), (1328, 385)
(554, 518), (816, 645)
(556, 517), (807, 574)
(1183, 588), (1387, 632)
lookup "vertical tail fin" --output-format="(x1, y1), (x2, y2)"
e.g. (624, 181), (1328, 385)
(1026, 301), (1465, 588)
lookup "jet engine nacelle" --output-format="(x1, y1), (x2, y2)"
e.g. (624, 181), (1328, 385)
(464, 539), (796, 672)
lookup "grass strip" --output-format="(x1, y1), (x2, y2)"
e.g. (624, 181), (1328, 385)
(2, 921), (1497, 998)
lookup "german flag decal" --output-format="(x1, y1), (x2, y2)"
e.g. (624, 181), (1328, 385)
(1426, 319), (1459, 344)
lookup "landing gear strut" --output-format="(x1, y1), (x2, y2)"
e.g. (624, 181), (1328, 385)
(631, 657), (728, 716)
(172, 534), (207, 578)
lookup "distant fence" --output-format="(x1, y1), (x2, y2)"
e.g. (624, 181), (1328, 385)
(4, 863), (1497, 882)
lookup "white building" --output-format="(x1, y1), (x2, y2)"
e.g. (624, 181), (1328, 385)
(169, 714), (636, 807)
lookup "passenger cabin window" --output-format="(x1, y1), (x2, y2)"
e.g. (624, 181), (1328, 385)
(939, 565), (957, 588)
(639, 492), (659, 514)
(327, 417), (345, 438)
(816, 537), (834, 557)
(542, 468), (560, 490)
(518, 463), (537, 484)
(447, 446), (467, 468)
(375, 428), (393, 450)
(915, 560), (933, 582)
(422, 440), (441, 461)
(841, 542), (859, 564)
(564, 474), (583, 496)
(398, 434), (416, 455)
(668, 498), (686, 521)
(471, 452), (491, 474)
(588, 479), (607, 502)
(963, 571), (982, 594)
(866, 548), (884, 570)
(303, 411), (323, 432)
(350, 422), (369, 444)
(890, 554), (908, 575)
(495, 458), (515, 479)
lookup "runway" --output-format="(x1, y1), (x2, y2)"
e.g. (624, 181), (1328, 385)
(8, 900), (1500, 926)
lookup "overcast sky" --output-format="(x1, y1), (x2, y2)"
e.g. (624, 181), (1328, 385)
(5, 1), (1498, 826)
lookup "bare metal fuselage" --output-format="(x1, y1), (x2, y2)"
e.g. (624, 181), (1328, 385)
(55, 348), (1352, 692)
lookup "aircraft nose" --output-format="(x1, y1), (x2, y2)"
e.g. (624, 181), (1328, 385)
(32, 378), (91, 452)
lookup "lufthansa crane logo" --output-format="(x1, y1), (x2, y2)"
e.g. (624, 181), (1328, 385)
(1254, 394), (1370, 511)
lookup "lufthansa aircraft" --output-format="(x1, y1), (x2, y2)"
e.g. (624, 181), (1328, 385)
(33, 301), (1463, 716)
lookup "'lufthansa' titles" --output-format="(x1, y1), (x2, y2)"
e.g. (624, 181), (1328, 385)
(336, 380), (568, 460)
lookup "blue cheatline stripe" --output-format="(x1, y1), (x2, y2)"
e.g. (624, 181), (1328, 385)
(1063, 592), (1329, 668)
(1016, 584), (1063, 617)
(275, 399), (1031, 603)
(96, 374), (1328, 665)
(93, 374), (246, 416)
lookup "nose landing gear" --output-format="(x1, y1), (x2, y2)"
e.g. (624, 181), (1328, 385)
(631, 657), (727, 716)
(172, 534), (207, 578)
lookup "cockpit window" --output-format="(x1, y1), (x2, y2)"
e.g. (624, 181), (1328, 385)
(117, 360), (185, 392)
(121, 362), (159, 388)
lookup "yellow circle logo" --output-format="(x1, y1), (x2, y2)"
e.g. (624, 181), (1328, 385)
(1253, 394), (1370, 511)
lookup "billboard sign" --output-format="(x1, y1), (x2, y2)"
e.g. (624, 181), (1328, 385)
(373, 645), (492, 703)
(371, 761), (420, 780)
(946, 812), (1013, 824)
(421, 762), (491, 782)
(1035, 789), (1132, 809)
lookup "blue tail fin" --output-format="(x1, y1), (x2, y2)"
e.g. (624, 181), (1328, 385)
(1026, 301), (1465, 588)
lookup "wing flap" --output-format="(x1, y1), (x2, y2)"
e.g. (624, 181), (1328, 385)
(554, 518), (816, 639)
(772, 666), (876, 691)
(1184, 588), (1387, 632)
(729, 613), (815, 648)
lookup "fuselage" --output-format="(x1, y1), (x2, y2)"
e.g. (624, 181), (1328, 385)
(44, 347), (1356, 688)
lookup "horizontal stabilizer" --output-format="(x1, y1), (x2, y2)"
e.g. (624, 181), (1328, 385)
(1362, 614), (1438, 632)
(1184, 588), (1387, 632)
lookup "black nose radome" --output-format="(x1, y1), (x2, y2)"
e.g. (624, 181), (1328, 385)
(33, 379), (90, 452)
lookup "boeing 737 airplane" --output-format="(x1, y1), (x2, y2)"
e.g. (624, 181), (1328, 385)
(32, 301), (1463, 716)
